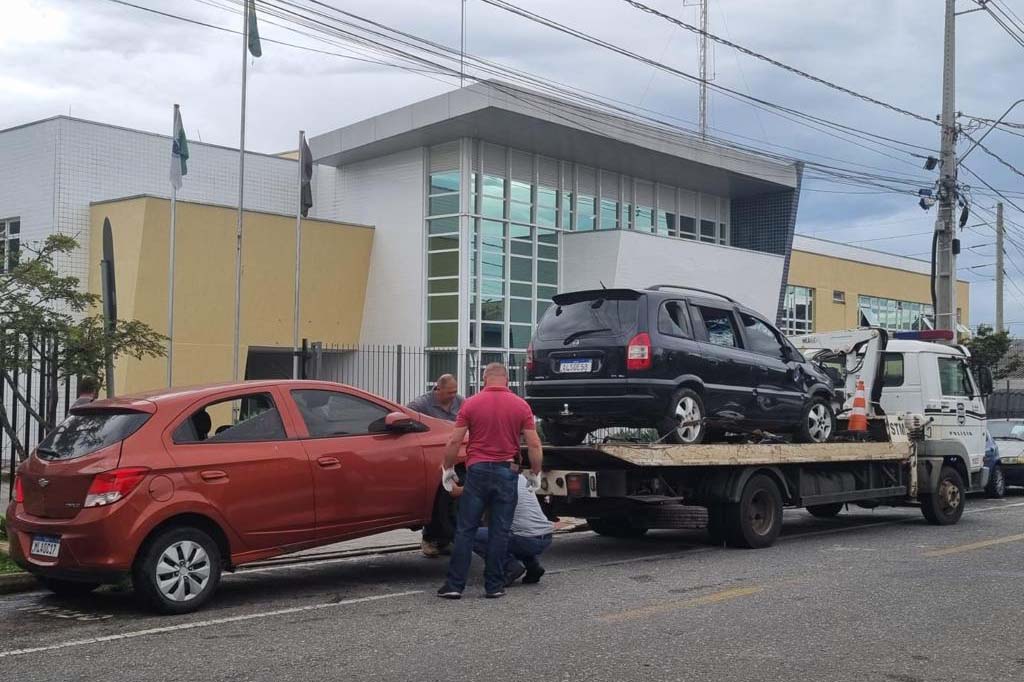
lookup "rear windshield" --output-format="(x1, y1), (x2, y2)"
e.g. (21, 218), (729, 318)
(36, 410), (150, 461)
(536, 297), (640, 342)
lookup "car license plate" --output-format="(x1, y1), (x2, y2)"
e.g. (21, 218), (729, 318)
(559, 359), (592, 374)
(30, 535), (60, 558)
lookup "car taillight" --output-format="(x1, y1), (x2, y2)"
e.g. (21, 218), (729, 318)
(14, 475), (24, 504)
(526, 343), (535, 373)
(626, 333), (652, 371)
(84, 467), (149, 508)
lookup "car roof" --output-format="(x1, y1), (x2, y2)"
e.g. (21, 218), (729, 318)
(80, 380), (362, 410)
(552, 287), (762, 317)
(885, 339), (969, 355)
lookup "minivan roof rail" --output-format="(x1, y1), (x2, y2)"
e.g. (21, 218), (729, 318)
(646, 285), (737, 303)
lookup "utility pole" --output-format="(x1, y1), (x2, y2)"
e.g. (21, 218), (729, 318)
(996, 201), (1005, 333)
(934, 0), (959, 339)
(698, 0), (708, 138)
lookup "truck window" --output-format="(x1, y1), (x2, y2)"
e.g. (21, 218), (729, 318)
(882, 353), (904, 387)
(937, 357), (972, 397)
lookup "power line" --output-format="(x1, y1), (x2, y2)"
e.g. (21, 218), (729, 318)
(620, 0), (937, 124)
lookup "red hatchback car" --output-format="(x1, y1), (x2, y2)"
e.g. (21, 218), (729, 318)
(6, 380), (458, 614)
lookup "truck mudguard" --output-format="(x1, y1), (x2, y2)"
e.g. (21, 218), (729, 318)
(916, 439), (971, 493)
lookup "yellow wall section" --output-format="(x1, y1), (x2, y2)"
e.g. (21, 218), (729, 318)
(788, 249), (970, 332)
(89, 196), (373, 395)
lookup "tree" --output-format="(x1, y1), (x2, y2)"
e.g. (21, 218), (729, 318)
(965, 324), (1021, 380)
(1, 234), (165, 459)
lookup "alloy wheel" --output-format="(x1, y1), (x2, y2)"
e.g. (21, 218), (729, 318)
(674, 396), (703, 443)
(156, 540), (211, 602)
(806, 403), (833, 442)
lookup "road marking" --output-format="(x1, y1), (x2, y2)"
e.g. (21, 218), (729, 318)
(965, 500), (1024, 514)
(598, 585), (762, 624)
(0, 590), (422, 659)
(923, 533), (1024, 558)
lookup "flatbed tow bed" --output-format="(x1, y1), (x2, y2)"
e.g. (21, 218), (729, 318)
(533, 422), (966, 549)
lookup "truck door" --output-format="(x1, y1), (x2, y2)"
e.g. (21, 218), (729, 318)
(931, 354), (987, 472)
(691, 305), (755, 420)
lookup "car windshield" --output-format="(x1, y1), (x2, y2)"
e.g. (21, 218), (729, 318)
(36, 410), (150, 461)
(988, 422), (1024, 440)
(536, 296), (639, 342)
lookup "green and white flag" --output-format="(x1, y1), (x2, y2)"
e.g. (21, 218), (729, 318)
(170, 105), (189, 190)
(247, 0), (262, 58)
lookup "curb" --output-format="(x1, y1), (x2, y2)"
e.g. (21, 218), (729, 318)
(0, 571), (37, 595)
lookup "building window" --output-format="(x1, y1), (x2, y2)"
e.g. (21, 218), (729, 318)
(858, 295), (933, 332)
(781, 285), (814, 335)
(833, 290), (846, 304)
(576, 194), (596, 231)
(0, 218), (20, 272)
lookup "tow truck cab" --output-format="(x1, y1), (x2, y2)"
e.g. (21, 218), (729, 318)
(792, 328), (993, 491)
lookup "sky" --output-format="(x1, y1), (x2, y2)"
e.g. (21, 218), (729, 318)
(2, 0), (1023, 328)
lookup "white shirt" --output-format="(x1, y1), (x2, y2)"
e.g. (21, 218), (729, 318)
(512, 475), (554, 537)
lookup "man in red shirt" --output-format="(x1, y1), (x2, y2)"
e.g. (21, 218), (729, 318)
(437, 363), (542, 599)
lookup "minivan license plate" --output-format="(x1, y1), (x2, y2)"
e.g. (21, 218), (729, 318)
(30, 535), (60, 558)
(559, 359), (592, 374)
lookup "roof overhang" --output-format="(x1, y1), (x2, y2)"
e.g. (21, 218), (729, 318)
(310, 81), (799, 198)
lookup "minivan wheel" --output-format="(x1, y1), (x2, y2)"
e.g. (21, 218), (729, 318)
(541, 420), (588, 446)
(795, 397), (836, 443)
(659, 388), (706, 444)
(133, 526), (222, 615)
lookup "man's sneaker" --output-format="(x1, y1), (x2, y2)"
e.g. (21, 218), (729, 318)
(505, 563), (527, 587)
(437, 584), (462, 599)
(484, 589), (506, 599)
(523, 566), (546, 584)
(421, 540), (441, 558)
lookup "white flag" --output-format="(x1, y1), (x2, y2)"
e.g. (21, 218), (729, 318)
(170, 106), (189, 190)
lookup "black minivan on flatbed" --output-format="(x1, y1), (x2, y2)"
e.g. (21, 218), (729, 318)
(525, 286), (835, 445)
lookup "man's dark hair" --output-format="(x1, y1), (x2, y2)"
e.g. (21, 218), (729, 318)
(77, 376), (100, 396)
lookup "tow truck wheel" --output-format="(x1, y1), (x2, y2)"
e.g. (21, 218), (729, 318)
(985, 465), (1007, 498)
(806, 503), (844, 518)
(920, 465), (966, 526)
(587, 516), (649, 538)
(725, 474), (784, 549)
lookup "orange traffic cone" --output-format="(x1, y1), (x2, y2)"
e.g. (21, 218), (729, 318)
(848, 376), (868, 432)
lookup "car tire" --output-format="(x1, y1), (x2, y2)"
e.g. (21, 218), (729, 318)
(542, 420), (588, 446)
(794, 396), (836, 443)
(920, 465), (966, 526)
(133, 526), (222, 615)
(587, 516), (649, 538)
(659, 388), (707, 445)
(985, 464), (1007, 498)
(38, 577), (101, 598)
(805, 502), (844, 518)
(724, 474), (784, 549)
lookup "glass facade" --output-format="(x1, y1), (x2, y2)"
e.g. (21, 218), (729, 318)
(0, 218), (20, 272)
(781, 285), (814, 335)
(858, 295), (933, 332)
(426, 140), (733, 389)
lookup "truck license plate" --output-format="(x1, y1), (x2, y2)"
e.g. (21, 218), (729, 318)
(30, 535), (60, 558)
(559, 359), (592, 374)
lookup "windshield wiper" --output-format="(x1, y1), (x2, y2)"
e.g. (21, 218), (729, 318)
(563, 328), (612, 345)
(36, 446), (60, 458)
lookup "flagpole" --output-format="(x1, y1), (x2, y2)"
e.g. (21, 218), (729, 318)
(292, 130), (305, 380)
(232, 3), (249, 384)
(167, 104), (179, 387)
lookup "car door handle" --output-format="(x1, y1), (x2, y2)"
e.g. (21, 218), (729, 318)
(200, 470), (228, 482)
(317, 456), (341, 468)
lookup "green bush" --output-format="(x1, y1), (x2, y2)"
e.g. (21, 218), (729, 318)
(0, 513), (6, 541)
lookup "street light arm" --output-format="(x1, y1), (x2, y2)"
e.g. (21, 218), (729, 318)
(959, 98), (1024, 165)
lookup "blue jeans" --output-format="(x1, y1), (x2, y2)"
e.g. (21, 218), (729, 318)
(474, 528), (552, 575)
(445, 462), (518, 593)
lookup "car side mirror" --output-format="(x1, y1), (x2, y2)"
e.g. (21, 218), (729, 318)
(977, 366), (994, 397)
(384, 411), (428, 434)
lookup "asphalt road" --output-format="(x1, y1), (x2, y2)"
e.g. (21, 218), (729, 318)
(2, 495), (1024, 681)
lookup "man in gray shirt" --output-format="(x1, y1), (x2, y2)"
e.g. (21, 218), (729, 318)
(469, 473), (554, 585)
(407, 374), (465, 557)
(406, 374), (464, 422)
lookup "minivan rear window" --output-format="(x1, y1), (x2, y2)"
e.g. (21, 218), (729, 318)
(36, 410), (150, 461)
(536, 297), (640, 342)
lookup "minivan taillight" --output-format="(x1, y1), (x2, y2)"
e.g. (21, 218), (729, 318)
(14, 474), (24, 504)
(84, 467), (149, 508)
(627, 333), (652, 371)
(526, 343), (535, 373)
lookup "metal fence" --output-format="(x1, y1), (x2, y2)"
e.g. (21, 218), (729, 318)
(986, 390), (1024, 420)
(1, 333), (75, 496)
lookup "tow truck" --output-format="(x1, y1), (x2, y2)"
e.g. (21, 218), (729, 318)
(533, 328), (993, 549)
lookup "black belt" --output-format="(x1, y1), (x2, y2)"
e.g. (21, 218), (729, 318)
(469, 461), (514, 468)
